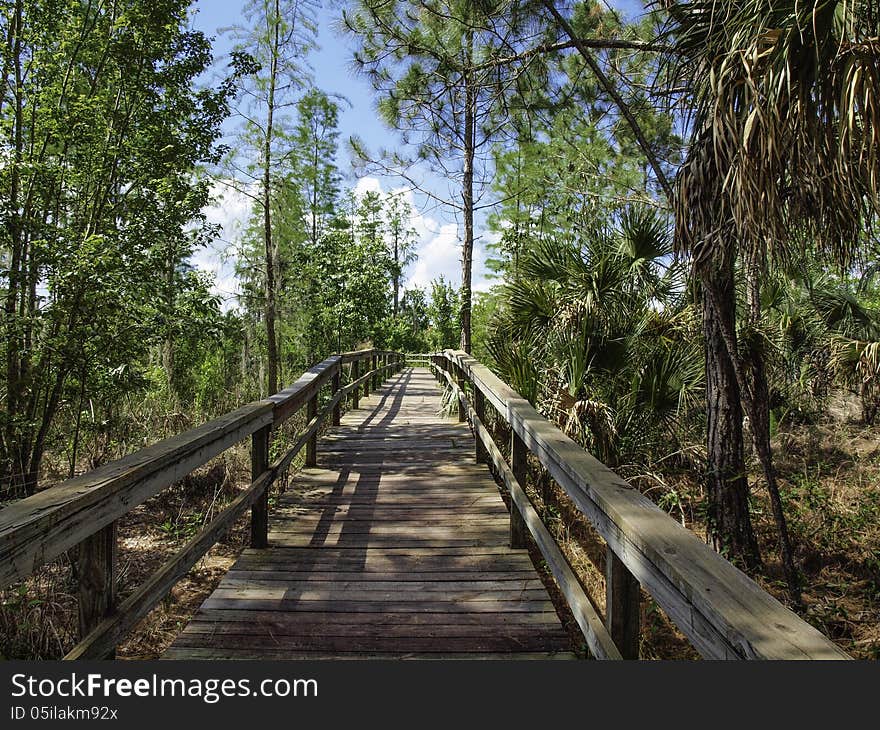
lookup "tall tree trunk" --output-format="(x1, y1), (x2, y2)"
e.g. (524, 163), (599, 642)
(743, 255), (801, 603)
(459, 55), (475, 353)
(3, 0), (25, 497)
(311, 136), (319, 248)
(262, 0), (281, 396)
(702, 246), (801, 603)
(163, 240), (177, 404)
(393, 229), (400, 317)
(700, 256), (762, 570)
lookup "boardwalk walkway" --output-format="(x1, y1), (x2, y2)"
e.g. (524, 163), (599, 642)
(166, 368), (575, 659)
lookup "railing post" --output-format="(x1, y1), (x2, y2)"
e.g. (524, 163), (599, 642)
(372, 353), (380, 390)
(332, 365), (341, 427)
(363, 355), (371, 399)
(250, 424), (270, 549)
(455, 363), (467, 423)
(306, 392), (318, 467)
(509, 431), (529, 549)
(474, 388), (488, 464)
(77, 521), (117, 657)
(606, 547), (641, 659)
(352, 360), (360, 409)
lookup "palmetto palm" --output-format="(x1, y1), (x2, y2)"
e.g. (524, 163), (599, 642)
(660, 0), (880, 599)
(663, 0), (880, 262)
(488, 206), (700, 465)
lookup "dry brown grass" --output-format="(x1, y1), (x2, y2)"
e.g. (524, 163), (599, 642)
(0, 450), (254, 660)
(480, 396), (880, 660)
(758, 421), (880, 659)
(0, 399), (340, 661)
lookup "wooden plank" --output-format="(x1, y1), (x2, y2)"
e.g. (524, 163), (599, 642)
(510, 430), (529, 549)
(217, 578), (548, 592)
(332, 369), (341, 426)
(266, 536), (509, 548)
(351, 360), (360, 409)
(201, 597), (558, 613)
(268, 521), (507, 534)
(474, 388), (488, 464)
(287, 499), (504, 509)
(206, 588), (554, 603)
(319, 442), (471, 452)
(163, 648), (577, 660)
(321, 431), (470, 442)
(234, 545), (528, 556)
(270, 356), (339, 425)
(0, 400), (273, 589)
(181, 621), (566, 640)
(231, 559), (537, 573)
(273, 516), (507, 528)
(275, 503), (508, 515)
(218, 570), (544, 582)
(171, 634), (569, 653)
(189, 609), (562, 626)
(268, 536), (508, 549)
(305, 394), (318, 467)
(339, 348), (376, 365)
(232, 556), (537, 572)
(168, 369), (575, 661)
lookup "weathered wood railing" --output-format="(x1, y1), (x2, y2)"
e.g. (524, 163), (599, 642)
(430, 349), (850, 660)
(0, 349), (403, 660)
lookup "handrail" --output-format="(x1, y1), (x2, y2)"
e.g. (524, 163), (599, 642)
(0, 347), (404, 659)
(429, 349), (849, 660)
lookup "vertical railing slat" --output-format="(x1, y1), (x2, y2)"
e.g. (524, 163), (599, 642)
(605, 547), (641, 659)
(509, 431), (529, 549)
(250, 425), (271, 549)
(332, 365), (341, 427)
(77, 521), (117, 658)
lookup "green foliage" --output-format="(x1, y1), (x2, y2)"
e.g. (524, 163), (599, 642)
(487, 204), (700, 465)
(0, 0), (235, 496)
(427, 277), (460, 350)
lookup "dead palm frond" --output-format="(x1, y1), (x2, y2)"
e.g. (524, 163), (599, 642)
(662, 0), (880, 263)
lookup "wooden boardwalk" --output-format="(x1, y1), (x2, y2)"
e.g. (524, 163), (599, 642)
(166, 368), (575, 659)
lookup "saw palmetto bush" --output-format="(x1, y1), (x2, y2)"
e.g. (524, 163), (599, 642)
(487, 206), (703, 466)
(814, 283), (880, 424)
(742, 261), (880, 426)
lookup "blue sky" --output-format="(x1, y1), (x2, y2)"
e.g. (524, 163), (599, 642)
(188, 0), (646, 306)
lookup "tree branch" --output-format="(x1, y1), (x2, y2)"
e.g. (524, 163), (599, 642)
(541, 0), (676, 204)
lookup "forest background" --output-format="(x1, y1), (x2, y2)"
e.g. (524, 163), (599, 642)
(2, 0), (879, 659)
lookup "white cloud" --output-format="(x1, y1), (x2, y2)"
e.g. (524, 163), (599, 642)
(352, 177), (491, 294)
(195, 175), (493, 310)
(354, 176), (383, 197)
(407, 222), (461, 290)
(195, 181), (254, 309)
(203, 181), (253, 243)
